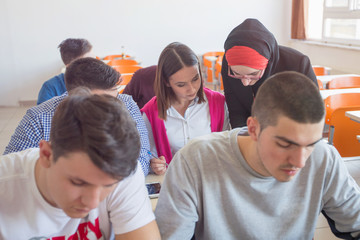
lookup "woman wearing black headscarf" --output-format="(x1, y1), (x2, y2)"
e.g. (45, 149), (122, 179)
(222, 18), (317, 128)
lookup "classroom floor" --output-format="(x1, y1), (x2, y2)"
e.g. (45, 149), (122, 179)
(1, 105), (360, 239)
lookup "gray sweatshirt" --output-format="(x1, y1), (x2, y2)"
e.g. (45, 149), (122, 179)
(155, 128), (360, 240)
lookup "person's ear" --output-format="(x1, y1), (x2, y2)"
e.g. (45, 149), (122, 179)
(247, 117), (260, 141)
(38, 140), (53, 168)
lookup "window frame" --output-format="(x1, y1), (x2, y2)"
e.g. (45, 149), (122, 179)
(322, 0), (360, 46)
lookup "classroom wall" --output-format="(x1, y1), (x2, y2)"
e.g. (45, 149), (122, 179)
(0, 0), (291, 106)
(288, 41), (360, 75)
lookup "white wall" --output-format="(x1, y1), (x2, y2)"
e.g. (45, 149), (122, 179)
(288, 41), (360, 74)
(0, 0), (291, 106)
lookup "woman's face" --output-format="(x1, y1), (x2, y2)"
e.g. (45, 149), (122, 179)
(168, 65), (201, 103)
(228, 65), (264, 86)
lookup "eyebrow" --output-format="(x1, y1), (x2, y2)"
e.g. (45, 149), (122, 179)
(274, 136), (322, 147)
(174, 73), (199, 84)
(71, 177), (120, 187)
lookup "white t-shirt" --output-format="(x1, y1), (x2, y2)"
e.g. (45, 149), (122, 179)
(0, 148), (155, 240)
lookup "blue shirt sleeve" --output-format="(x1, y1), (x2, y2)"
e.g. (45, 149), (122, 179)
(37, 73), (66, 105)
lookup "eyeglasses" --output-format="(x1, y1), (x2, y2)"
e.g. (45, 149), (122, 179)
(228, 67), (263, 80)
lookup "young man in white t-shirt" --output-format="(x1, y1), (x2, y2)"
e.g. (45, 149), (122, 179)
(0, 89), (160, 239)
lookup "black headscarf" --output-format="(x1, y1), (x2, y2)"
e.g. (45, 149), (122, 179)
(221, 18), (317, 128)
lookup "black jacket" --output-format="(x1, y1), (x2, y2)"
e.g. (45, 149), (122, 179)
(222, 18), (317, 128)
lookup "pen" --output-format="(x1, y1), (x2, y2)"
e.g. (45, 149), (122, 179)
(148, 151), (169, 167)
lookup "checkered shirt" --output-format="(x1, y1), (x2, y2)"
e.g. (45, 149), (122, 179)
(3, 92), (151, 175)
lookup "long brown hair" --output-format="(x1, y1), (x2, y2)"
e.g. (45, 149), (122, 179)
(155, 42), (205, 120)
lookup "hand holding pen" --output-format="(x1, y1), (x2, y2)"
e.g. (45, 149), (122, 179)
(148, 151), (168, 175)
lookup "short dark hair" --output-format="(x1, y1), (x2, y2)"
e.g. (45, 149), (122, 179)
(50, 87), (140, 179)
(155, 42), (205, 120)
(64, 57), (120, 91)
(58, 38), (93, 65)
(252, 71), (325, 130)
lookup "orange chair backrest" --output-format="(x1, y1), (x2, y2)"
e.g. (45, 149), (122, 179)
(203, 52), (224, 66)
(328, 106), (360, 157)
(103, 54), (131, 60)
(324, 93), (360, 125)
(312, 66), (326, 76)
(328, 76), (360, 89)
(108, 59), (138, 66)
(215, 56), (223, 78)
(113, 65), (142, 74)
(317, 79), (324, 90)
(202, 52), (224, 83)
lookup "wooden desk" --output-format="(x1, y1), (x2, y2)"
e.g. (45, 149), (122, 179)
(317, 74), (360, 88)
(345, 110), (360, 123)
(145, 174), (164, 211)
(320, 88), (360, 99)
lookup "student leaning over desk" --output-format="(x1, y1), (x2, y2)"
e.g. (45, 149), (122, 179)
(221, 18), (318, 128)
(141, 42), (230, 175)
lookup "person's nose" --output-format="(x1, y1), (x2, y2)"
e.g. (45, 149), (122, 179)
(289, 147), (308, 169)
(81, 187), (102, 210)
(189, 83), (197, 94)
(241, 77), (252, 86)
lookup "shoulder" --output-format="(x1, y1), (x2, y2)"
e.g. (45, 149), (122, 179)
(117, 94), (138, 109)
(28, 94), (67, 117)
(203, 88), (225, 100)
(308, 140), (342, 171)
(43, 73), (65, 86)
(141, 96), (157, 112)
(178, 131), (231, 159)
(0, 149), (39, 180)
(279, 46), (310, 62)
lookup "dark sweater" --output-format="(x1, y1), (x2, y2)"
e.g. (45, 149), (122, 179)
(221, 18), (317, 128)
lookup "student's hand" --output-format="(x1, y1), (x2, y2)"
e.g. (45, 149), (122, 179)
(150, 156), (167, 175)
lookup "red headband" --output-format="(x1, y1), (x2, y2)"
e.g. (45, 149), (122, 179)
(225, 46), (268, 70)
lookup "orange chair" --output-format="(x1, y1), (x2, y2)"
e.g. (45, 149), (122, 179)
(202, 52), (224, 90)
(108, 59), (139, 66)
(312, 66), (327, 76)
(113, 65), (142, 74)
(324, 93), (360, 125)
(317, 79), (324, 90)
(215, 56), (223, 91)
(324, 93), (360, 157)
(328, 106), (360, 157)
(103, 54), (131, 60)
(328, 76), (360, 89)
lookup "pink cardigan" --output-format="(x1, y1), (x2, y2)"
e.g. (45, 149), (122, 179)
(141, 88), (225, 164)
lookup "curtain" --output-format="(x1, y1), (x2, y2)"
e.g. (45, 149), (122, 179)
(291, 0), (308, 39)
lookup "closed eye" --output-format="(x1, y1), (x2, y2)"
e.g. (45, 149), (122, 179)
(70, 179), (86, 186)
(276, 142), (292, 148)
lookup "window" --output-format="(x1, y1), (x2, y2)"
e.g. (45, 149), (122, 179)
(308, 0), (360, 46)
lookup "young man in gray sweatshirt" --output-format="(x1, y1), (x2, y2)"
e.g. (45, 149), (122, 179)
(155, 71), (360, 240)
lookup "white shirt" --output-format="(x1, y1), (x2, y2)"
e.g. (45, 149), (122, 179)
(143, 95), (230, 158)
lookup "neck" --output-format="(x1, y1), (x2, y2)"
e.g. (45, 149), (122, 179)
(34, 160), (55, 207)
(171, 98), (193, 117)
(237, 136), (264, 175)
